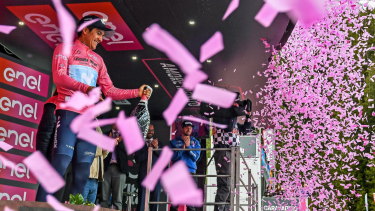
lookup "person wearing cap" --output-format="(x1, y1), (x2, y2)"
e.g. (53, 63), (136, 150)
(169, 121), (201, 211)
(36, 15), (151, 202)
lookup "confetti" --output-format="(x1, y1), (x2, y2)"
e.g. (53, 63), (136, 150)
(192, 84), (236, 108)
(222, 0), (240, 20)
(0, 25), (16, 34)
(199, 31), (224, 62)
(163, 89), (189, 125)
(23, 151), (65, 193)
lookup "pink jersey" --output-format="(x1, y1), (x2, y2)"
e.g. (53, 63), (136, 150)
(52, 40), (139, 113)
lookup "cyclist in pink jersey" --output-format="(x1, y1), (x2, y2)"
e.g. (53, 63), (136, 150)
(36, 15), (151, 202)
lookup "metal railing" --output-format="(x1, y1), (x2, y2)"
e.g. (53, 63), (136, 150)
(143, 147), (258, 211)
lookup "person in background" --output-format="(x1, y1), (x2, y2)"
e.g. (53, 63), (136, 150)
(136, 124), (162, 211)
(101, 125), (128, 210)
(36, 14), (151, 202)
(200, 92), (249, 211)
(170, 121), (201, 211)
(82, 127), (109, 204)
(36, 92), (58, 159)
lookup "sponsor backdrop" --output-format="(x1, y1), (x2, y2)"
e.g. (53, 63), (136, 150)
(0, 53), (50, 202)
(7, 2), (143, 51)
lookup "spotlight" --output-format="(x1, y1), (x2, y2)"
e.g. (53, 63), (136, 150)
(188, 20), (196, 26)
(206, 59), (212, 63)
(18, 21), (24, 26)
(131, 56), (138, 61)
(115, 106), (120, 110)
(154, 84), (159, 88)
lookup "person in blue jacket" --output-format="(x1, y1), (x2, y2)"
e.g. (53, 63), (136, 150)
(169, 120), (201, 211)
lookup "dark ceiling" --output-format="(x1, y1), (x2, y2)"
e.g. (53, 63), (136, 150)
(0, 0), (292, 120)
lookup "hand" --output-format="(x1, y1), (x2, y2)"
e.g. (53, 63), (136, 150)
(87, 86), (104, 101)
(139, 84), (152, 99)
(182, 136), (190, 147)
(114, 137), (122, 145)
(151, 138), (159, 149)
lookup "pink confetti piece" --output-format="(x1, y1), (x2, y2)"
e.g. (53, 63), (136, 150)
(0, 141), (13, 151)
(192, 84), (236, 108)
(161, 161), (203, 206)
(255, 3), (279, 28)
(77, 18), (100, 32)
(4, 207), (15, 211)
(23, 151), (65, 193)
(142, 146), (173, 190)
(116, 111), (144, 155)
(265, 0), (296, 12)
(199, 31), (224, 62)
(181, 115), (227, 129)
(87, 117), (118, 128)
(0, 25), (16, 34)
(92, 205), (101, 211)
(52, 0), (75, 56)
(70, 98), (112, 133)
(163, 89), (189, 125)
(222, 0), (240, 20)
(143, 24), (201, 74)
(60, 88), (101, 110)
(290, 0), (325, 27)
(77, 127), (116, 152)
(183, 70), (208, 90)
(46, 195), (73, 211)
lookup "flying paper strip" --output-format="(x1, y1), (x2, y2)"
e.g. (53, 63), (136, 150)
(0, 141), (13, 151)
(77, 18), (100, 32)
(222, 0), (240, 20)
(77, 127), (116, 152)
(23, 151), (65, 193)
(183, 70), (208, 90)
(291, 0), (325, 27)
(70, 98), (112, 133)
(255, 3), (279, 28)
(143, 24), (201, 74)
(181, 115), (227, 129)
(47, 195), (74, 211)
(4, 207), (15, 211)
(0, 25), (16, 34)
(60, 88), (101, 110)
(142, 146), (173, 190)
(52, 0), (75, 56)
(265, 0), (296, 12)
(163, 89), (189, 125)
(116, 111), (144, 155)
(192, 84), (236, 108)
(200, 31), (224, 62)
(161, 161), (203, 206)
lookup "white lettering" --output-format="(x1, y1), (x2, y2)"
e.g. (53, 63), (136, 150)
(24, 13), (61, 45)
(0, 127), (34, 149)
(10, 163), (30, 179)
(0, 192), (27, 201)
(0, 97), (38, 120)
(3, 67), (42, 92)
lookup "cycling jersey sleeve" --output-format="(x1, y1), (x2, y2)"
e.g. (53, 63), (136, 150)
(52, 44), (90, 93)
(97, 59), (139, 100)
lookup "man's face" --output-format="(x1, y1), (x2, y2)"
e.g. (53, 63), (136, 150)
(82, 28), (105, 50)
(182, 126), (193, 136)
(147, 125), (155, 139)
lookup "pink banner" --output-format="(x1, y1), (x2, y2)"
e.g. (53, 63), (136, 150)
(0, 184), (36, 201)
(0, 119), (37, 153)
(0, 88), (44, 124)
(0, 152), (37, 184)
(7, 5), (61, 48)
(0, 57), (49, 97)
(67, 2), (143, 51)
